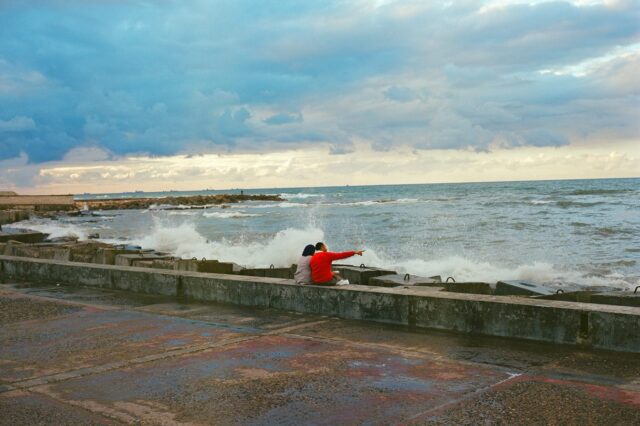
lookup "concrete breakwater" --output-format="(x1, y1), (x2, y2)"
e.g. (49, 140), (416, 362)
(1, 254), (638, 353)
(0, 210), (29, 227)
(76, 193), (284, 210)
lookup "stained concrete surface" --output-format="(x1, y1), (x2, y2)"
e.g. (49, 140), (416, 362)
(1, 281), (639, 425)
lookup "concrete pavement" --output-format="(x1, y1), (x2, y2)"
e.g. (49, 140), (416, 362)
(1, 281), (639, 425)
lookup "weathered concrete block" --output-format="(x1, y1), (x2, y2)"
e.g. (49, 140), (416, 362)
(240, 266), (295, 279)
(0, 231), (47, 244)
(132, 259), (155, 268)
(48, 262), (111, 288)
(333, 265), (397, 285)
(536, 289), (601, 303)
(590, 291), (640, 308)
(11, 245), (41, 258)
(413, 296), (582, 344)
(37, 246), (72, 261)
(590, 309), (640, 352)
(182, 274), (273, 306)
(95, 248), (139, 265)
(444, 282), (495, 295)
(369, 274), (442, 287)
(152, 259), (179, 270)
(274, 284), (342, 316)
(173, 259), (239, 274)
(65, 241), (111, 262)
(341, 288), (409, 324)
(2, 240), (23, 256)
(495, 280), (555, 296)
(110, 268), (178, 296)
(115, 253), (172, 267)
(0, 209), (29, 225)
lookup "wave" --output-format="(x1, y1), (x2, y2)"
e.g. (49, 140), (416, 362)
(280, 192), (324, 199)
(345, 251), (637, 290)
(556, 200), (605, 209)
(125, 222), (637, 290)
(332, 198), (420, 207)
(202, 211), (261, 219)
(245, 202), (308, 209)
(568, 189), (633, 196)
(9, 219), (88, 240)
(167, 211), (199, 216)
(242, 198), (421, 209)
(130, 220), (323, 267)
(594, 227), (633, 237)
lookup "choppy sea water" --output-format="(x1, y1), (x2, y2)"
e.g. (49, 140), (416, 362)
(16, 178), (640, 290)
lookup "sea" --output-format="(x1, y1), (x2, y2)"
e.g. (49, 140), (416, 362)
(14, 178), (640, 290)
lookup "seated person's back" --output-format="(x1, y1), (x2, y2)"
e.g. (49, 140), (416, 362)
(310, 242), (363, 284)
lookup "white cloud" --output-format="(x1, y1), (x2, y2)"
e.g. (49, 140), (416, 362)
(0, 116), (35, 132)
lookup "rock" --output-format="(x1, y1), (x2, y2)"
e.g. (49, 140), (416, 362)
(88, 233), (100, 239)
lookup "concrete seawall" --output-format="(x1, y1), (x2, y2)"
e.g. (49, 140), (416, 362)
(1, 255), (638, 353)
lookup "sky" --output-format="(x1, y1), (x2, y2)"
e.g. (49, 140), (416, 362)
(0, 0), (638, 194)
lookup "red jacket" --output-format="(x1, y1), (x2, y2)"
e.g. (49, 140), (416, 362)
(310, 251), (355, 283)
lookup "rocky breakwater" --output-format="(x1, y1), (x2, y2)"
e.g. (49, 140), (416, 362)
(76, 193), (284, 210)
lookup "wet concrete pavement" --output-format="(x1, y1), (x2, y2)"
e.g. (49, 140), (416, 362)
(1, 281), (639, 425)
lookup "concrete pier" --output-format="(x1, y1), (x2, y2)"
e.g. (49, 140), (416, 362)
(1, 255), (638, 353)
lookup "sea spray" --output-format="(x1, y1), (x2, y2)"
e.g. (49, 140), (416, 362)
(130, 219), (324, 267)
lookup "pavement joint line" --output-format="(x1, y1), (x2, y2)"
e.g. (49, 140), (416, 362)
(0, 388), (128, 426)
(3, 318), (332, 393)
(281, 331), (533, 378)
(7, 335), (260, 392)
(405, 372), (524, 422)
(30, 386), (136, 425)
(262, 319), (331, 335)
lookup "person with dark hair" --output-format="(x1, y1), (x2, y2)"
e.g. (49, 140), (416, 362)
(311, 242), (364, 285)
(294, 244), (316, 285)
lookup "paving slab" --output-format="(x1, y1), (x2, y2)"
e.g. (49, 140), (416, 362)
(288, 318), (640, 380)
(135, 302), (321, 331)
(3, 282), (174, 308)
(416, 375), (640, 425)
(1, 281), (639, 425)
(0, 291), (82, 325)
(0, 301), (255, 384)
(32, 334), (510, 425)
(0, 390), (119, 426)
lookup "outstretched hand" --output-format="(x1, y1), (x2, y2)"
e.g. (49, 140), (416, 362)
(355, 250), (365, 256)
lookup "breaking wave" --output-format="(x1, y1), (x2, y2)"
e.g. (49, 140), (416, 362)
(202, 211), (261, 219)
(127, 222), (637, 290)
(280, 192), (324, 199)
(130, 220), (323, 267)
(7, 219), (88, 241)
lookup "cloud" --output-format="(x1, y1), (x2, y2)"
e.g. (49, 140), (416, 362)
(0, 115), (35, 132)
(384, 86), (416, 102)
(0, 0), (637, 175)
(8, 142), (639, 194)
(263, 112), (303, 125)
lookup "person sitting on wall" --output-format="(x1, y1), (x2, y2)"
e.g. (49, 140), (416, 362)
(294, 244), (316, 285)
(310, 242), (364, 285)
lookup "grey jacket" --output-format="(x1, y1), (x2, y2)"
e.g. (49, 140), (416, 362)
(294, 255), (312, 285)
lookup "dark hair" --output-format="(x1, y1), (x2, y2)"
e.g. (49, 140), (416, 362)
(302, 244), (315, 257)
(315, 242), (325, 251)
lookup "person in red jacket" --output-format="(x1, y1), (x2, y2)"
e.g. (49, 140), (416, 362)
(310, 242), (364, 285)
